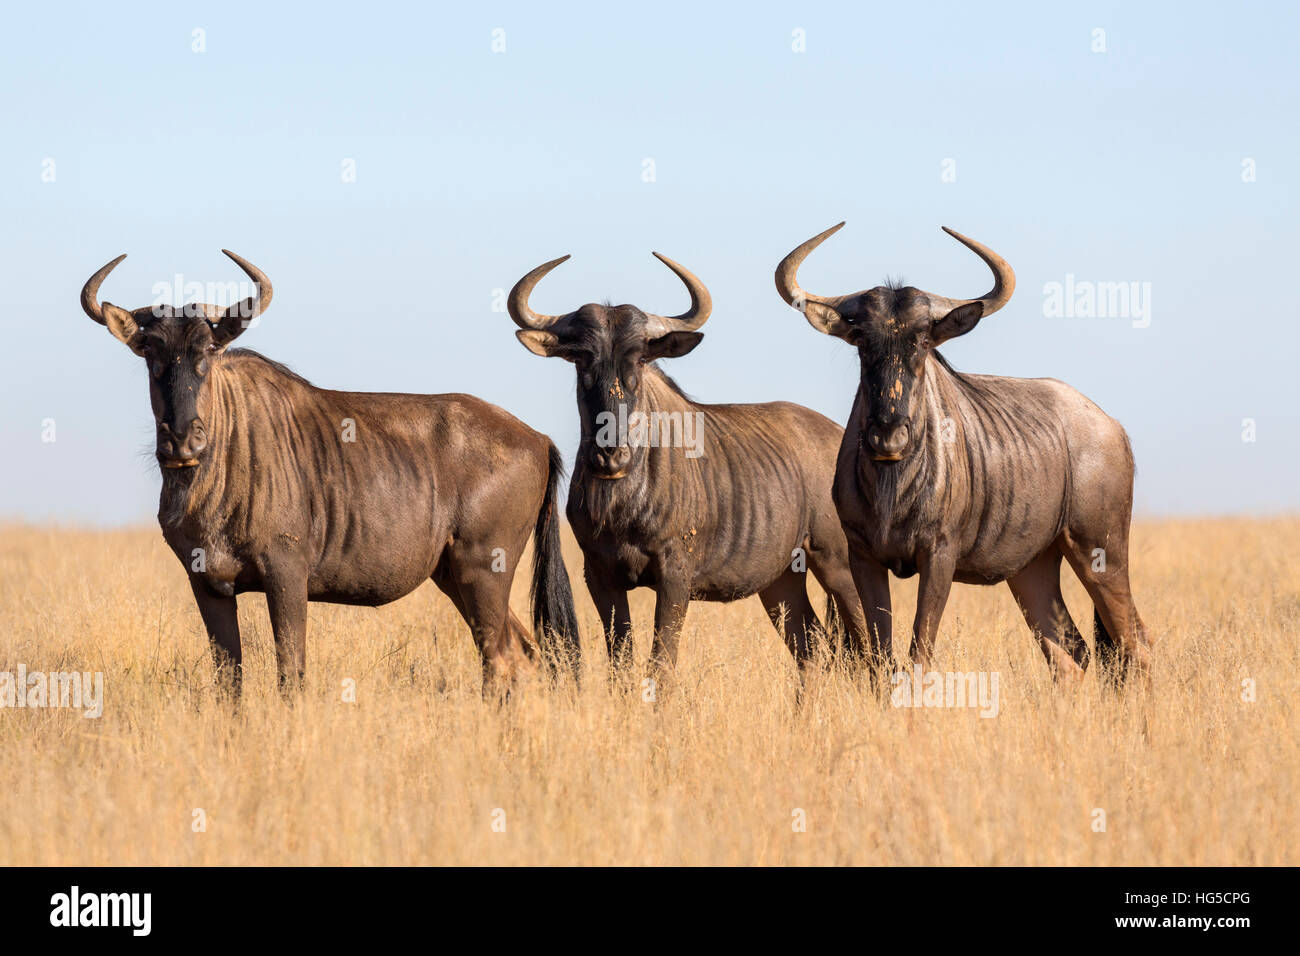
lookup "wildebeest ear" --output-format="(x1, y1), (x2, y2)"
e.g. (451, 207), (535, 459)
(644, 331), (703, 361)
(803, 302), (854, 340)
(515, 329), (566, 359)
(103, 303), (145, 353)
(211, 313), (250, 349)
(930, 302), (985, 345)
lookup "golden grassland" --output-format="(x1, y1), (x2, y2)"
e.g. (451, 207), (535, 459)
(0, 518), (1296, 866)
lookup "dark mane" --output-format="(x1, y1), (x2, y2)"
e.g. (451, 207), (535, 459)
(931, 349), (974, 389)
(650, 363), (693, 401)
(223, 348), (313, 386)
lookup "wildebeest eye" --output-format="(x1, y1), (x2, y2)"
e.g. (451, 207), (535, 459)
(205, 342), (219, 354)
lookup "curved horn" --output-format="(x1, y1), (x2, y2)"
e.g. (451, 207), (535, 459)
(81, 254), (127, 325)
(220, 249), (273, 323)
(644, 252), (712, 335)
(507, 255), (572, 331)
(774, 223), (859, 334)
(924, 227), (1016, 319)
(774, 222), (848, 311)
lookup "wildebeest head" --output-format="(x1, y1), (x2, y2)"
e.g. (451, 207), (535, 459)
(508, 253), (711, 479)
(775, 223), (1014, 461)
(81, 251), (272, 470)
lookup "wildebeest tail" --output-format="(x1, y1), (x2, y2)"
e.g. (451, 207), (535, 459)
(532, 442), (581, 675)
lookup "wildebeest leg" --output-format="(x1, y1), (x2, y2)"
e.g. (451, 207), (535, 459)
(435, 541), (530, 696)
(1006, 550), (1089, 681)
(585, 567), (634, 674)
(911, 550), (956, 671)
(264, 569), (309, 694)
(1059, 533), (1151, 688)
(505, 610), (536, 661)
(848, 552), (893, 684)
(807, 554), (871, 664)
(188, 576), (242, 696)
(1091, 610), (1122, 688)
(436, 576), (527, 696)
(758, 570), (820, 669)
(648, 573), (690, 688)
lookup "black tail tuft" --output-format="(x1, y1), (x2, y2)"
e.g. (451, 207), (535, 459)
(531, 443), (582, 677)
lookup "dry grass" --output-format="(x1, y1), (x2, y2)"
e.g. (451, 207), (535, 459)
(0, 518), (1296, 865)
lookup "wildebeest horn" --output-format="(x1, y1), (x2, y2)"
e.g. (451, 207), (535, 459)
(81, 254), (127, 325)
(220, 250), (273, 324)
(924, 227), (1016, 319)
(774, 222), (855, 329)
(644, 252), (712, 336)
(508, 255), (573, 331)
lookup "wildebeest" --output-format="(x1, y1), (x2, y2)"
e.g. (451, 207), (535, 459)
(507, 252), (870, 681)
(775, 223), (1151, 685)
(81, 252), (579, 694)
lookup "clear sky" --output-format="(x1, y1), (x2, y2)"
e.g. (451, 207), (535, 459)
(2, 0), (1296, 524)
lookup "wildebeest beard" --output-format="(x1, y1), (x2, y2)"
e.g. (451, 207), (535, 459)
(158, 458), (199, 527)
(572, 443), (655, 535)
(871, 457), (902, 531)
(858, 407), (933, 544)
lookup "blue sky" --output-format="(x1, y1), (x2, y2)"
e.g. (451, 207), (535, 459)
(1, 0), (1296, 523)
